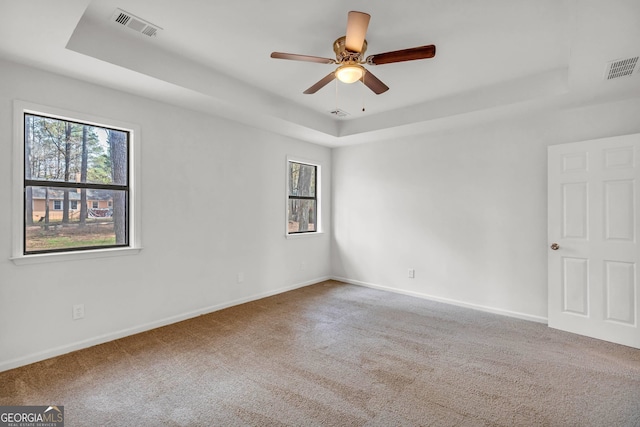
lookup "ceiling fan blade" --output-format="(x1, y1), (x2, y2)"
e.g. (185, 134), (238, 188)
(271, 52), (335, 64)
(367, 45), (436, 65)
(361, 69), (389, 95)
(303, 72), (337, 94)
(345, 11), (371, 52)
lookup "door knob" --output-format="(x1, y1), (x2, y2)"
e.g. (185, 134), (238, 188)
(550, 243), (560, 250)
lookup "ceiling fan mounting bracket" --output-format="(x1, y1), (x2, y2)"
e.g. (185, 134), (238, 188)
(333, 36), (367, 64)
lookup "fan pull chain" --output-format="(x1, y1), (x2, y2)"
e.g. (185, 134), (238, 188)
(361, 70), (366, 112)
(335, 78), (339, 112)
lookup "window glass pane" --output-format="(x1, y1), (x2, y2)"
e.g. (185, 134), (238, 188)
(25, 186), (127, 253)
(289, 162), (316, 197)
(288, 199), (316, 233)
(24, 114), (128, 186)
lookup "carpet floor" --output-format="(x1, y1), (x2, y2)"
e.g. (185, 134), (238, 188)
(1, 280), (639, 426)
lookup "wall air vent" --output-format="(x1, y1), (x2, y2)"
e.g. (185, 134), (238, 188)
(604, 56), (639, 80)
(111, 8), (162, 37)
(329, 109), (349, 118)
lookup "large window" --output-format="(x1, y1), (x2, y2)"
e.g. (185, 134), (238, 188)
(287, 160), (319, 234)
(23, 113), (130, 254)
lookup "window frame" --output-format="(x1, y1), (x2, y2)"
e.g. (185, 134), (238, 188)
(11, 100), (142, 265)
(286, 157), (322, 237)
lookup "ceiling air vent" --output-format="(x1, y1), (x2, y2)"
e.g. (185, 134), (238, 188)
(329, 109), (349, 118)
(111, 8), (162, 37)
(604, 56), (639, 80)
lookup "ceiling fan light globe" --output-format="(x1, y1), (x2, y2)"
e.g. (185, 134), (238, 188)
(336, 65), (363, 84)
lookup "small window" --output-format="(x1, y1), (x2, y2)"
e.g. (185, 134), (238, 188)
(23, 113), (130, 254)
(287, 160), (319, 234)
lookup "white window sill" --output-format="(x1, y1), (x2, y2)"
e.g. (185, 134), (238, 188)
(285, 231), (325, 240)
(10, 247), (142, 265)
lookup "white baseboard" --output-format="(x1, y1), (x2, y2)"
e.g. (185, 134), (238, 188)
(0, 276), (330, 373)
(332, 276), (548, 324)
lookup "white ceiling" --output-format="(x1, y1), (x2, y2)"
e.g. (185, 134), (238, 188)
(1, 0), (639, 146)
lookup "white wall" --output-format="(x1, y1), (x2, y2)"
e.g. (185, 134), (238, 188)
(0, 60), (332, 371)
(331, 97), (640, 321)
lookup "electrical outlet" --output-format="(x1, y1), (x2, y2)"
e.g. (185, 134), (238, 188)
(237, 272), (244, 283)
(72, 304), (85, 320)
(408, 269), (415, 279)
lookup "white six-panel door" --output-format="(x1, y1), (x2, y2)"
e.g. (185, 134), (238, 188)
(548, 134), (640, 349)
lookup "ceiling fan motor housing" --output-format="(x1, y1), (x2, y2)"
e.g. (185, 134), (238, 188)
(333, 36), (367, 63)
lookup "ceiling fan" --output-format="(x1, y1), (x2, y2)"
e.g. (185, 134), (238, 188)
(270, 11), (436, 95)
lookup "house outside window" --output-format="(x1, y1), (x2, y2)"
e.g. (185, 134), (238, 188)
(22, 112), (130, 254)
(287, 159), (320, 235)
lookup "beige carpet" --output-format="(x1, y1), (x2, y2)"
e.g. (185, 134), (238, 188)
(1, 280), (639, 426)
